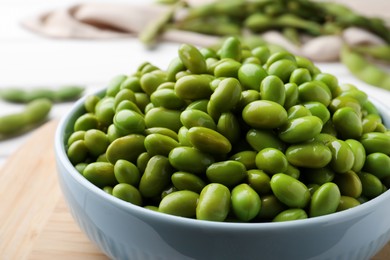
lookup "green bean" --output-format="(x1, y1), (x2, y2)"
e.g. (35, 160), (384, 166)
(0, 86), (84, 103)
(0, 98), (52, 137)
(341, 46), (390, 91)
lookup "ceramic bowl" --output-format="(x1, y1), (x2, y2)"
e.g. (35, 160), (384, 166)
(55, 91), (390, 260)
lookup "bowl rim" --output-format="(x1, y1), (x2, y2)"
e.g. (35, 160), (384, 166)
(55, 88), (390, 231)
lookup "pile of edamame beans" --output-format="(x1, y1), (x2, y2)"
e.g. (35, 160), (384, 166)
(66, 37), (390, 222)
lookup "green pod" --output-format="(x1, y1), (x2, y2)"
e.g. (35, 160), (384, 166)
(174, 74), (213, 100)
(358, 172), (384, 199)
(83, 162), (117, 188)
(278, 116), (323, 143)
(333, 170), (362, 198)
(178, 43), (207, 74)
(112, 183), (142, 206)
(84, 129), (109, 157)
(106, 75), (127, 97)
(337, 196), (361, 212)
(303, 102), (330, 124)
(84, 95), (100, 113)
(363, 153), (390, 179)
(208, 78), (242, 113)
(313, 73), (339, 98)
(95, 97), (115, 126)
(159, 190), (199, 218)
(188, 126), (232, 154)
(284, 83), (299, 109)
(150, 88), (186, 110)
(267, 59), (297, 83)
(180, 109), (217, 130)
(214, 59), (241, 78)
(289, 68), (312, 86)
(219, 36), (242, 61)
(23, 98), (52, 124)
(238, 63), (268, 91)
(114, 109), (145, 135)
(287, 105), (312, 120)
(327, 140), (355, 174)
(171, 171), (206, 193)
(144, 127), (178, 141)
(332, 107), (363, 139)
(53, 85), (85, 102)
(286, 142), (332, 168)
(257, 194), (286, 220)
(273, 209), (308, 222)
(169, 146), (214, 174)
(106, 134), (146, 164)
(67, 140), (89, 165)
(217, 112), (240, 144)
(360, 132), (390, 155)
(260, 75), (286, 105)
(120, 76), (142, 92)
(309, 182), (341, 217)
(302, 167), (335, 185)
(231, 183), (261, 222)
(186, 99), (209, 113)
(140, 71), (167, 96)
(206, 160), (247, 187)
(114, 159), (140, 186)
(270, 173), (310, 208)
(298, 81), (332, 107)
(230, 150), (257, 170)
(247, 169), (271, 195)
(166, 57), (185, 82)
(145, 107), (182, 132)
(139, 155), (173, 198)
(67, 130), (85, 146)
(246, 129), (285, 152)
(242, 100), (288, 129)
(345, 139), (366, 172)
(144, 133), (179, 156)
(73, 113), (99, 132)
(255, 148), (288, 174)
(196, 183), (230, 222)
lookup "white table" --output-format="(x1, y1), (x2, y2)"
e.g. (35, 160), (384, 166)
(1, 0), (390, 167)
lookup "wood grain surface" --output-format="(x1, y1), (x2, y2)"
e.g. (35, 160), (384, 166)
(0, 120), (389, 260)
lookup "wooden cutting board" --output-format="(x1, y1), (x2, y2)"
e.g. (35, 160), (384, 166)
(0, 120), (389, 260)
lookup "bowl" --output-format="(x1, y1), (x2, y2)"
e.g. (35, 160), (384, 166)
(55, 90), (390, 260)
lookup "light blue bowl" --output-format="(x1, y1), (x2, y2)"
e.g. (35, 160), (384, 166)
(55, 93), (390, 260)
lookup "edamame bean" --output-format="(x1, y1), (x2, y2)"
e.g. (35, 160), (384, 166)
(309, 182), (340, 217)
(246, 129), (286, 151)
(169, 146), (214, 174)
(298, 81), (332, 106)
(171, 171), (206, 193)
(84, 129), (109, 157)
(114, 159), (141, 186)
(270, 173), (310, 208)
(174, 74), (213, 100)
(188, 126), (232, 154)
(242, 100), (288, 129)
(327, 140), (355, 173)
(208, 78), (242, 113)
(286, 142), (332, 168)
(196, 183), (230, 222)
(231, 183), (261, 221)
(337, 196), (361, 212)
(359, 172), (383, 199)
(180, 109), (217, 130)
(139, 155), (174, 198)
(363, 153), (390, 179)
(106, 134), (146, 164)
(255, 148), (288, 174)
(144, 133), (179, 156)
(83, 162), (117, 188)
(238, 63), (268, 90)
(345, 139), (366, 173)
(217, 112), (241, 144)
(278, 116), (323, 143)
(230, 150), (257, 170)
(112, 183), (142, 206)
(247, 169), (271, 195)
(332, 107), (363, 139)
(206, 160), (247, 187)
(113, 109), (145, 135)
(333, 170), (362, 198)
(260, 75), (286, 105)
(273, 209), (308, 222)
(178, 43), (207, 74)
(159, 190), (199, 218)
(360, 132), (390, 155)
(145, 107), (182, 132)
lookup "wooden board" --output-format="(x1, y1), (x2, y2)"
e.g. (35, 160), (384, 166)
(0, 120), (389, 259)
